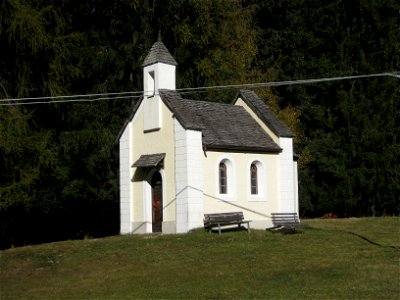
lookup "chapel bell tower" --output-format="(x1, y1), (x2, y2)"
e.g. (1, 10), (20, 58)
(142, 39), (177, 131)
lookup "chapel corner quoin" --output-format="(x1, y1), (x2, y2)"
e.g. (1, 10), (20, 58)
(118, 40), (299, 234)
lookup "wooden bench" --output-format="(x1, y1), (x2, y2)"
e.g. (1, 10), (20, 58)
(204, 212), (251, 235)
(270, 212), (308, 232)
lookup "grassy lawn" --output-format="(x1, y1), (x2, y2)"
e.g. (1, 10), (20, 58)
(1, 217), (399, 299)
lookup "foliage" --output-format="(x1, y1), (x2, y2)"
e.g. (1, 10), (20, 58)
(0, 0), (399, 248)
(1, 218), (399, 299)
(252, 0), (400, 217)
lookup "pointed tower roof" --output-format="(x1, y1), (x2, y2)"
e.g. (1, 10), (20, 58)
(142, 41), (177, 67)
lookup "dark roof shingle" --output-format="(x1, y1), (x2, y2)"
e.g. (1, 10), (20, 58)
(236, 90), (294, 138)
(159, 90), (281, 153)
(132, 153), (166, 168)
(142, 41), (177, 67)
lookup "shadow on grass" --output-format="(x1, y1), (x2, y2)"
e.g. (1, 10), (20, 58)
(268, 228), (307, 234)
(306, 222), (400, 250)
(341, 230), (400, 250)
(202, 225), (251, 235)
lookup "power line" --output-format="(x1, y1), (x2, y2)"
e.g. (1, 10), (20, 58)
(0, 95), (140, 106)
(0, 72), (398, 106)
(0, 91), (143, 103)
(177, 72), (399, 92)
(0, 92), (143, 106)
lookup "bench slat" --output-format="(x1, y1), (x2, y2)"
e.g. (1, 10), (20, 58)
(204, 212), (250, 234)
(270, 212), (307, 231)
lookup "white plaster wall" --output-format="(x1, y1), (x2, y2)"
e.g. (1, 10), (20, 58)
(143, 95), (161, 131)
(235, 98), (300, 215)
(202, 151), (280, 229)
(129, 101), (177, 233)
(174, 120), (204, 233)
(294, 160), (299, 215)
(143, 63), (176, 94)
(119, 122), (133, 234)
(143, 178), (152, 233)
(156, 64), (176, 90)
(279, 137), (296, 212)
(143, 63), (175, 131)
(121, 60), (177, 234)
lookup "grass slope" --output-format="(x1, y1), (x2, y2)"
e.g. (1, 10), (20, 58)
(1, 217), (399, 299)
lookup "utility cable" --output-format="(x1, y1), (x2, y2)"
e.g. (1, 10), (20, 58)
(0, 95), (140, 106)
(0, 91), (143, 103)
(0, 72), (398, 106)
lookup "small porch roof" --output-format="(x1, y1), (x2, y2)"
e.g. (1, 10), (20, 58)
(132, 153), (166, 168)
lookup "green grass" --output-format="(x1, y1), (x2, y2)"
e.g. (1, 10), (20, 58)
(1, 217), (399, 299)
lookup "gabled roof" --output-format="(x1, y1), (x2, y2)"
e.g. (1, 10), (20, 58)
(236, 90), (294, 138)
(142, 41), (177, 67)
(159, 90), (282, 153)
(132, 153), (165, 168)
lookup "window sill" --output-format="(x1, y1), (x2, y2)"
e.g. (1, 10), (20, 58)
(248, 195), (266, 202)
(217, 194), (236, 202)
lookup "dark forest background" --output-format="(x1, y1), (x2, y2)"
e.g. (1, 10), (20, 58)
(1, 0), (399, 249)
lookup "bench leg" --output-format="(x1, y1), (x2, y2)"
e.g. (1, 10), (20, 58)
(238, 222), (250, 233)
(218, 224), (221, 235)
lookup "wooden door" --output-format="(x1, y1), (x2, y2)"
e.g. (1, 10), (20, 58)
(151, 172), (163, 232)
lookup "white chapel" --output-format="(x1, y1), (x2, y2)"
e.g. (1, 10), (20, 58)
(119, 40), (299, 234)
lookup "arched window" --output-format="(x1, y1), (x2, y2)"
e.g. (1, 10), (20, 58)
(250, 163), (258, 195)
(217, 158), (235, 198)
(219, 162), (227, 194)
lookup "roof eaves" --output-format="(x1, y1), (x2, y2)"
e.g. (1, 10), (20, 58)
(236, 90), (294, 138)
(205, 144), (282, 153)
(132, 153), (166, 168)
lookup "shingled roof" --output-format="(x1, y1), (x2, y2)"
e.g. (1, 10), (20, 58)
(159, 90), (282, 153)
(142, 41), (177, 67)
(132, 153), (166, 168)
(236, 90), (294, 138)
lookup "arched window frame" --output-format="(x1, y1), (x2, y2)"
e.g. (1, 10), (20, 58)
(219, 162), (227, 194)
(248, 160), (265, 201)
(217, 157), (235, 200)
(250, 163), (258, 195)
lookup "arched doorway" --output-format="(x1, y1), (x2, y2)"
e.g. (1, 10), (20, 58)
(151, 171), (163, 232)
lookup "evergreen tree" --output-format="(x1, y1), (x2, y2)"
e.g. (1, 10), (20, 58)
(1, 0), (399, 248)
(252, 0), (400, 216)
